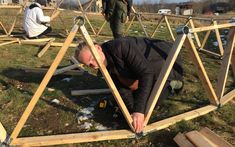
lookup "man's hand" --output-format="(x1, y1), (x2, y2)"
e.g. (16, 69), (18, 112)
(132, 112), (144, 133)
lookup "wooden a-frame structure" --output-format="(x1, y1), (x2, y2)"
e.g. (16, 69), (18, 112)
(0, 16), (235, 146)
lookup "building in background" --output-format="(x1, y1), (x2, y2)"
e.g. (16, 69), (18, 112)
(176, 2), (193, 15)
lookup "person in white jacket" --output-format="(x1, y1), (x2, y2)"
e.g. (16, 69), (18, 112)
(23, 2), (59, 38)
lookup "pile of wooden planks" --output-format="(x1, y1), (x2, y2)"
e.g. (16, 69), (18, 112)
(174, 127), (233, 147)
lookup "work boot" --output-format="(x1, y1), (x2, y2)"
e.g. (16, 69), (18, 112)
(169, 80), (184, 94)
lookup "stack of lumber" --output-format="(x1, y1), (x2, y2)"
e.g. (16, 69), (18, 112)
(174, 127), (233, 147)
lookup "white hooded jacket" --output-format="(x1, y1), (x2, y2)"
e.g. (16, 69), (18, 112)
(23, 3), (50, 37)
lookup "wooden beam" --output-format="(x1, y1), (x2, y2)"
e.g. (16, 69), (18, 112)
(220, 89), (235, 106)
(20, 40), (77, 48)
(71, 89), (111, 96)
(7, 7), (23, 35)
(0, 5), (22, 9)
(174, 133), (195, 147)
(131, 7), (149, 37)
(0, 21), (8, 35)
(124, 15), (135, 35)
(144, 34), (186, 126)
(189, 19), (201, 48)
(10, 24), (79, 143)
(144, 105), (217, 133)
(216, 27), (235, 98)
(200, 30), (211, 50)
(190, 23), (235, 33)
(164, 15), (175, 41)
(37, 38), (55, 58)
(0, 40), (19, 46)
(96, 20), (107, 36)
(150, 15), (164, 38)
(199, 48), (222, 58)
(0, 122), (7, 143)
(79, 25), (134, 131)
(200, 127), (233, 147)
(185, 36), (219, 105)
(12, 130), (135, 146)
(213, 21), (224, 56)
(12, 105), (217, 146)
(185, 131), (218, 147)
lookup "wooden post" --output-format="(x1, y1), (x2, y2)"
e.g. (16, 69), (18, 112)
(144, 34), (187, 126)
(213, 21), (224, 56)
(150, 15), (164, 38)
(10, 24), (79, 143)
(79, 24), (134, 131)
(185, 35), (219, 105)
(164, 15), (175, 41)
(216, 27), (235, 99)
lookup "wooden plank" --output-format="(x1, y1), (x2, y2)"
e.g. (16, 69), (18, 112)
(10, 24), (79, 142)
(20, 38), (53, 42)
(12, 129), (135, 146)
(11, 105), (217, 146)
(174, 133), (195, 147)
(189, 19), (201, 48)
(165, 15), (175, 41)
(144, 34), (186, 126)
(220, 89), (235, 105)
(190, 23), (235, 33)
(199, 48), (222, 58)
(185, 131), (218, 147)
(216, 27), (235, 98)
(213, 21), (224, 56)
(185, 36), (219, 105)
(144, 105), (217, 133)
(232, 38), (235, 76)
(150, 15), (164, 38)
(79, 25), (134, 131)
(20, 40), (77, 48)
(0, 40), (19, 46)
(37, 38), (55, 58)
(200, 30), (211, 49)
(0, 122), (7, 143)
(200, 127), (233, 147)
(71, 89), (111, 96)
(0, 5), (22, 9)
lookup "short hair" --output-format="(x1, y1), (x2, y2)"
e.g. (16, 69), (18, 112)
(74, 41), (99, 61)
(74, 41), (90, 61)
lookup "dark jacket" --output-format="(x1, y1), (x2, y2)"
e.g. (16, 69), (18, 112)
(101, 36), (183, 113)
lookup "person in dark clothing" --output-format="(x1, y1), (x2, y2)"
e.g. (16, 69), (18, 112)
(102, 0), (133, 38)
(74, 36), (183, 133)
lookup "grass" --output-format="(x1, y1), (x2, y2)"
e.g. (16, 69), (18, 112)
(0, 9), (234, 146)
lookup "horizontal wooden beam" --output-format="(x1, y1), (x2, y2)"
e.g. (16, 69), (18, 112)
(199, 48), (222, 58)
(71, 89), (111, 96)
(11, 105), (217, 146)
(12, 130), (135, 146)
(190, 23), (235, 33)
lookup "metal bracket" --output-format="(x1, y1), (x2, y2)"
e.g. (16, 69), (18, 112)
(74, 16), (85, 26)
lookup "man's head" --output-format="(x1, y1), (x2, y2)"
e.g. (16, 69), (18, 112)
(74, 42), (106, 69)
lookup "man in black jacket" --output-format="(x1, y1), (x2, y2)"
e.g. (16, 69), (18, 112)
(75, 36), (183, 133)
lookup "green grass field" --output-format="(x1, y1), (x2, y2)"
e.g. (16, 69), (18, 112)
(0, 9), (234, 146)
